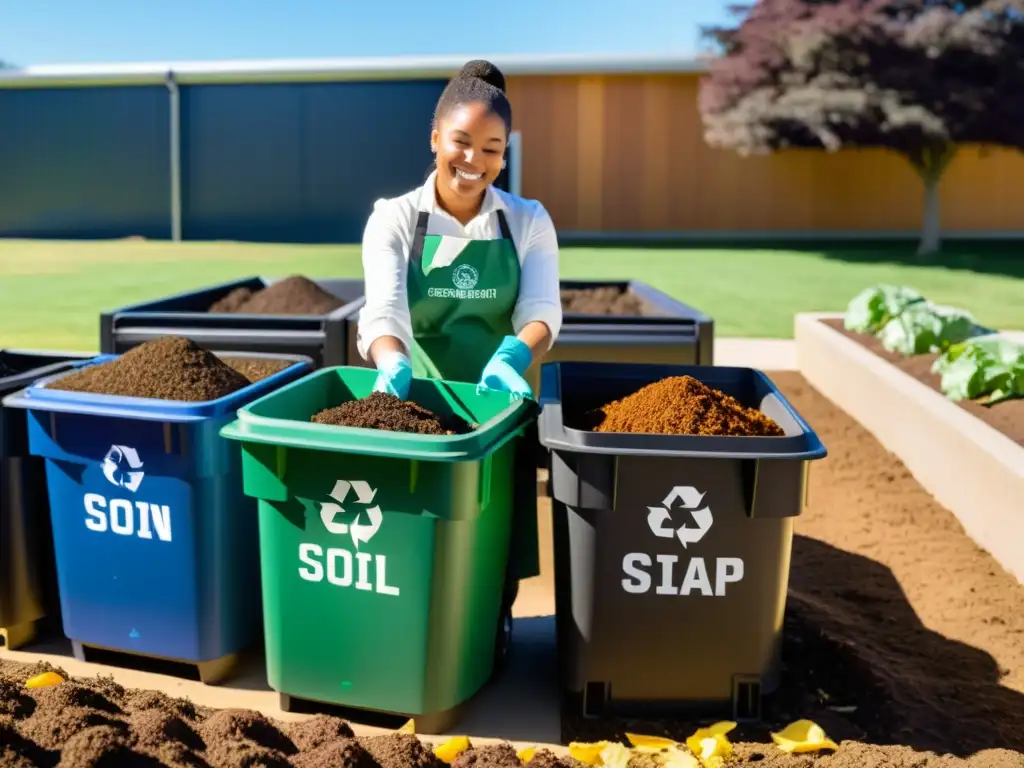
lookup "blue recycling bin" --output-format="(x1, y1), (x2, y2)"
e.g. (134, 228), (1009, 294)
(2, 352), (313, 682)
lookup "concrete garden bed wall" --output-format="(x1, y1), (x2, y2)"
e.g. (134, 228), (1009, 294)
(795, 312), (1024, 584)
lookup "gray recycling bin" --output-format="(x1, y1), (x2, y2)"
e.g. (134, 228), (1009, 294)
(100, 277), (365, 369)
(1, 349), (95, 649)
(537, 361), (826, 721)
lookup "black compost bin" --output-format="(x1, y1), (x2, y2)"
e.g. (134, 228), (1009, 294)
(1, 349), (95, 649)
(537, 361), (826, 721)
(99, 277), (365, 369)
(548, 279), (714, 368)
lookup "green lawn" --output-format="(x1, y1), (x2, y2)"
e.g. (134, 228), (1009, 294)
(1, 238), (1022, 351)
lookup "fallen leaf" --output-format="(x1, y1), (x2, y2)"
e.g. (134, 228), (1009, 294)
(684, 722), (736, 762)
(517, 746), (536, 764)
(626, 733), (678, 753)
(600, 742), (633, 768)
(435, 736), (471, 764)
(25, 672), (64, 689)
(569, 741), (614, 765)
(662, 746), (700, 767)
(771, 720), (839, 754)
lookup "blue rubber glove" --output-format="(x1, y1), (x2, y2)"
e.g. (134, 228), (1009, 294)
(372, 350), (413, 400)
(477, 336), (533, 400)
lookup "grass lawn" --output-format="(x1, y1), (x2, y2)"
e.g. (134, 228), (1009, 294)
(1, 238), (1023, 351)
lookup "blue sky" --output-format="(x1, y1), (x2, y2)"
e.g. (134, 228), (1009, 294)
(1, 0), (734, 66)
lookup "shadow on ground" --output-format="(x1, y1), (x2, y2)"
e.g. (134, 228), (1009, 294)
(560, 238), (1024, 281)
(563, 534), (1024, 757)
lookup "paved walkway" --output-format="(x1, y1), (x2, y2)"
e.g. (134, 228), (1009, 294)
(714, 337), (797, 370)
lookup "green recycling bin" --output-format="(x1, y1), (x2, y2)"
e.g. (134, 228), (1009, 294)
(220, 366), (538, 732)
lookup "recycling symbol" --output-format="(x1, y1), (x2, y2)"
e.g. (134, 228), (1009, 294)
(647, 486), (713, 549)
(319, 480), (383, 550)
(102, 445), (145, 493)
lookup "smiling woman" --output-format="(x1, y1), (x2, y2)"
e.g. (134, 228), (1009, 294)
(354, 58), (562, 656)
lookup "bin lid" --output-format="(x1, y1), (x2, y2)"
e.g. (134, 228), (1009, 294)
(221, 366), (538, 462)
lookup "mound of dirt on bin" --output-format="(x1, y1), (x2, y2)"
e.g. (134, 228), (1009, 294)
(221, 357), (292, 383)
(586, 375), (784, 437)
(560, 287), (650, 316)
(45, 336), (253, 402)
(208, 276), (345, 315)
(313, 392), (472, 435)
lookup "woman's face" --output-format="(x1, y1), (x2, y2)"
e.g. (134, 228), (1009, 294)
(432, 102), (507, 202)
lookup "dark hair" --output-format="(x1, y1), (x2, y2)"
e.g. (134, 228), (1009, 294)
(433, 59), (512, 135)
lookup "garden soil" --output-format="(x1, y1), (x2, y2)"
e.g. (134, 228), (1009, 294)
(588, 375), (784, 436)
(560, 287), (650, 316)
(565, 372), (1024, 766)
(45, 337), (253, 402)
(822, 318), (1024, 446)
(313, 392), (472, 435)
(220, 357), (291, 384)
(208, 276), (345, 315)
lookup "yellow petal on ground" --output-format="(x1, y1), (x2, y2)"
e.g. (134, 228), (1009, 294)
(684, 722), (736, 758)
(662, 746), (700, 768)
(626, 733), (679, 752)
(771, 720), (839, 754)
(398, 719), (416, 734)
(599, 742), (633, 768)
(517, 746), (536, 764)
(568, 741), (614, 765)
(25, 672), (64, 689)
(434, 736), (471, 764)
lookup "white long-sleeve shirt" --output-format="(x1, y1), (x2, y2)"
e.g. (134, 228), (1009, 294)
(357, 171), (563, 361)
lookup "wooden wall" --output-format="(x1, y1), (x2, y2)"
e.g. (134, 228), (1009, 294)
(505, 73), (1024, 235)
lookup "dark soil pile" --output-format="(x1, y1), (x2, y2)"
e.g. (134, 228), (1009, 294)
(560, 286), (649, 316)
(208, 276), (345, 315)
(587, 375), (784, 436)
(313, 392), (472, 435)
(45, 336), (254, 402)
(451, 743), (522, 767)
(221, 357), (291, 384)
(565, 372), (1024, 766)
(0, 659), (474, 767)
(823, 318), (1024, 446)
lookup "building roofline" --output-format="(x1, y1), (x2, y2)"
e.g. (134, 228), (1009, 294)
(0, 51), (710, 88)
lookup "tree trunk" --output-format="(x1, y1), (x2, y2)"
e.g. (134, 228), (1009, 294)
(907, 144), (957, 258)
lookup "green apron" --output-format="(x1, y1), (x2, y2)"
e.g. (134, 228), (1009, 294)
(406, 208), (541, 588)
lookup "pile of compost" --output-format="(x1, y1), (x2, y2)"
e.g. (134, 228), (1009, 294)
(0, 660), (584, 768)
(312, 392), (471, 436)
(560, 286), (649, 316)
(588, 375), (784, 437)
(208, 276), (345, 315)
(44, 337), (286, 402)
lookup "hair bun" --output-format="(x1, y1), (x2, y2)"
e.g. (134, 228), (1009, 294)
(457, 59), (506, 93)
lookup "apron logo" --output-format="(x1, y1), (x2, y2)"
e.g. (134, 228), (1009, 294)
(452, 264), (479, 290)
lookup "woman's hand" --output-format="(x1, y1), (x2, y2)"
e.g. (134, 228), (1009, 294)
(370, 338), (413, 400)
(477, 335), (533, 400)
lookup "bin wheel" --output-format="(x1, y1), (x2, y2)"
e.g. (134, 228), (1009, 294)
(279, 694), (294, 713)
(492, 580), (518, 674)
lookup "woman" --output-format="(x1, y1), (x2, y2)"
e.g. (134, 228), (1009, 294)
(357, 58), (562, 402)
(357, 59), (561, 656)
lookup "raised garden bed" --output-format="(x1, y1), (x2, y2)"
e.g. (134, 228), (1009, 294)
(795, 310), (1024, 585)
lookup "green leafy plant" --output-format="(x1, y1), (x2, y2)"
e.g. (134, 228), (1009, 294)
(876, 303), (977, 356)
(843, 285), (926, 334)
(932, 337), (1024, 405)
